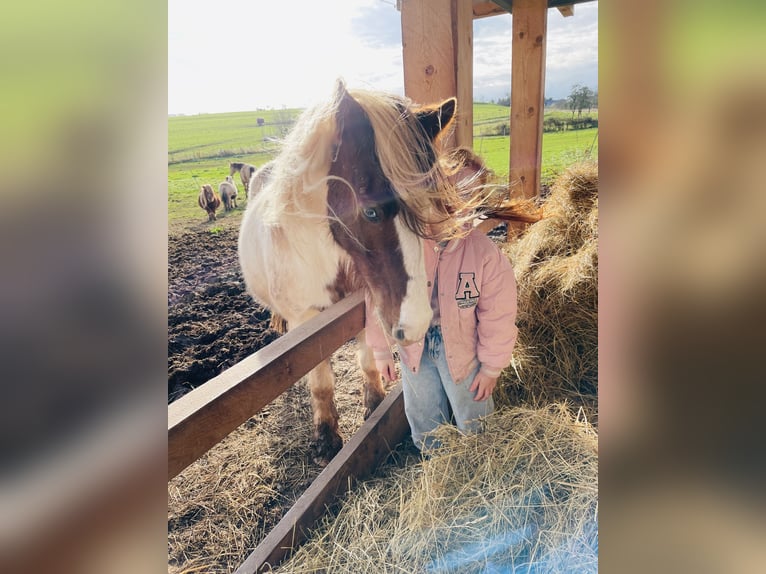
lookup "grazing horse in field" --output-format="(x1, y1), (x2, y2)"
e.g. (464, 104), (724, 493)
(247, 160), (275, 200)
(219, 176), (239, 211)
(238, 80), (463, 465)
(229, 161), (257, 196)
(198, 184), (221, 221)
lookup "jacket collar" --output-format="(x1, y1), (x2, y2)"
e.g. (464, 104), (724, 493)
(443, 235), (464, 254)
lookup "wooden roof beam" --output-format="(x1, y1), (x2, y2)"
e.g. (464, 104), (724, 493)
(471, 0), (590, 19)
(472, 1), (509, 19)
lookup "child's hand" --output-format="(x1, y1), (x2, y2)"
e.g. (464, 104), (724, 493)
(375, 356), (397, 383)
(469, 371), (498, 401)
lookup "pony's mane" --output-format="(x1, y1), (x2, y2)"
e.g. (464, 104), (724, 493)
(349, 89), (461, 240)
(254, 92), (340, 224)
(256, 85), (464, 238)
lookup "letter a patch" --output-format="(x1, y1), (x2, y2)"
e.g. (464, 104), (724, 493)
(455, 272), (480, 309)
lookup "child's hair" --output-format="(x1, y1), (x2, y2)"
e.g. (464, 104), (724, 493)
(437, 147), (543, 236)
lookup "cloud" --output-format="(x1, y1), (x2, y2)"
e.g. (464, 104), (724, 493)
(168, 0), (597, 113)
(351, 1), (402, 48)
(472, 2), (598, 100)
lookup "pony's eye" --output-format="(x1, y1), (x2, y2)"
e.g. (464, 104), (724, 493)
(362, 207), (380, 222)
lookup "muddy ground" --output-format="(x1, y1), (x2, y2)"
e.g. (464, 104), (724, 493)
(168, 225), (280, 402)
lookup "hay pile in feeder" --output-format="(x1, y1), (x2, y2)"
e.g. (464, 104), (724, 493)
(274, 404), (598, 573)
(498, 161), (598, 420)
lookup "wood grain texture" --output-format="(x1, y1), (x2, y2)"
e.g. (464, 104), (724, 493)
(509, 0), (548, 199)
(402, 0), (457, 150)
(453, 0), (474, 148)
(402, 0), (477, 150)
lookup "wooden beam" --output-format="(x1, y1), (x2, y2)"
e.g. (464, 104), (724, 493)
(168, 291), (365, 480)
(402, 0), (474, 149)
(234, 384), (410, 574)
(452, 0), (474, 148)
(472, 0), (594, 19)
(402, 0), (454, 107)
(472, 1), (508, 19)
(509, 0), (547, 200)
(557, 4), (574, 17)
(489, 0), (514, 12)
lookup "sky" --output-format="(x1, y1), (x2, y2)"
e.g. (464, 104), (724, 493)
(168, 0), (598, 115)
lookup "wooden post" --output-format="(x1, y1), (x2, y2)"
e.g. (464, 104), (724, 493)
(401, 0), (473, 149)
(452, 0), (473, 148)
(509, 0), (548, 199)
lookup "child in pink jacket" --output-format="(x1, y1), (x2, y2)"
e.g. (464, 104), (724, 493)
(365, 227), (518, 452)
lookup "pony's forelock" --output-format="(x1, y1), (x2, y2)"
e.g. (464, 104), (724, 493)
(324, 175), (370, 254)
(255, 93), (341, 223)
(349, 89), (462, 240)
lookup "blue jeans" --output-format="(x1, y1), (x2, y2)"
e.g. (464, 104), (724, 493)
(401, 325), (494, 452)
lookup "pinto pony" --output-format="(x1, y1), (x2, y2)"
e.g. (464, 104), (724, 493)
(247, 160), (275, 200)
(238, 80), (464, 465)
(229, 161), (257, 196)
(198, 184), (221, 221)
(219, 176), (239, 211)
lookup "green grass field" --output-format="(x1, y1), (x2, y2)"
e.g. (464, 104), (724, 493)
(474, 127), (598, 184)
(169, 104), (598, 231)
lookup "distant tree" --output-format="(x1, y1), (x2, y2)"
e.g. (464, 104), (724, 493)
(568, 84), (595, 118)
(274, 107), (296, 136)
(495, 95), (511, 107)
(544, 97), (554, 107)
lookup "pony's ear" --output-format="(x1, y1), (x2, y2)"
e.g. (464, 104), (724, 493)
(333, 79), (361, 159)
(332, 78), (349, 105)
(415, 98), (457, 140)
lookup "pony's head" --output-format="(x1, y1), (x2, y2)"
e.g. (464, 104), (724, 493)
(326, 81), (458, 345)
(201, 184), (215, 203)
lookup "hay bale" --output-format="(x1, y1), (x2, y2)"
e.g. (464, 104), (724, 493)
(545, 161), (598, 215)
(275, 405), (598, 573)
(497, 162), (598, 419)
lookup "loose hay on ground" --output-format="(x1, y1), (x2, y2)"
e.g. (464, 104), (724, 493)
(168, 343), (373, 574)
(497, 161), (598, 420)
(275, 404), (598, 573)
